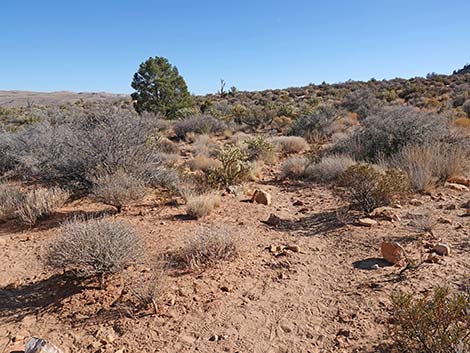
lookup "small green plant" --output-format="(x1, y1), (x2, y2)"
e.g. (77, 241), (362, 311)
(244, 136), (277, 164)
(207, 145), (251, 187)
(339, 164), (409, 212)
(390, 286), (470, 353)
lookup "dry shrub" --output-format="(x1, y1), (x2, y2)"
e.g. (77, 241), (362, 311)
(187, 155), (222, 172)
(173, 115), (227, 139)
(390, 286), (469, 353)
(453, 117), (470, 129)
(91, 170), (146, 212)
(389, 143), (465, 192)
(247, 160), (264, 181)
(281, 156), (311, 179)
(185, 192), (221, 219)
(45, 218), (144, 285)
(16, 187), (69, 225)
(191, 134), (220, 157)
(339, 164), (409, 212)
(155, 136), (179, 154)
(270, 136), (309, 154)
(230, 131), (252, 147)
(0, 183), (22, 222)
(181, 226), (238, 269)
(244, 136), (277, 164)
(305, 155), (356, 182)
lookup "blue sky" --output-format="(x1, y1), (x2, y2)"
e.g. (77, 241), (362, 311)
(1, 0), (469, 94)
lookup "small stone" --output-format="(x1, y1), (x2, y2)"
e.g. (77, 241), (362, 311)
(447, 177), (470, 187)
(357, 218), (378, 227)
(410, 199), (424, 206)
(445, 203), (457, 210)
(337, 328), (350, 337)
(220, 285), (232, 293)
(226, 185), (240, 195)
(461, 200), (470, 209)
(251, 189), (272, 205)
(25, 338), (63, 353)
(380, 242), (406, 265)
(369, 207), (400, 222)
(293, 200), (304, 206)
(433, 243), (451, 256)
(437, 217), (452, 224)
(445, 182), (469, 192)
(425, 253), (441, 263)
(265, 213), (281, 227)
(286, 244), (300, 253)
(370, 264), (380, 270)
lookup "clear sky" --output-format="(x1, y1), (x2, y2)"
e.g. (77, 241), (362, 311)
(1, 0), (469, 95)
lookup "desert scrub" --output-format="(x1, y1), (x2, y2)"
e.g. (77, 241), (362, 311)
(45, 218), (144, 285)
(305, 155), (356, 182)
(281, 156), (312, 179)
(207, 145), (251, 187)
(15, 187), (69, 225)
(390, 286), (469, 353)
(180, 226), (239, 269)
(91, 170), (146, 212)
(388, 143), (465, 192)
(185, 192), (221, 219)
(244, 136), (277, 164)
(187, 155), (222, 173)
(270, 136), (309, 154)
(339, 164), (409, 212)
(173, 115), (227, 139)
(0, 183), (23, 222)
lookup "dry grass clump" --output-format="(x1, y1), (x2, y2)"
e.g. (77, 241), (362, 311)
(390, 286), (469, 353)
(389, 143), (465, 192)
(91, 170), (147, 212)
(339, 164), (409, 212)
(16, 187), (69, 225)
(230, 131), (252, 147)
(190, 134), (220, 157)
(185, 192), (221, 219)
(281, 156), (311, 179)
(305, 155), (356, 182)
(173, 115), (227, 139)
(0, 183), (23, 222)
(45, 218), (144, 285)
(180, 226), (239, 269)
(270, 136), (309, 154)
(187, 155), (222, 172)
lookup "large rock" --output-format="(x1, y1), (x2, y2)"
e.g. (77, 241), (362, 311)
(252, 189), (272, 205)
(433, 243), (451, 256)
(380, 242), (406, 265)
(25, 338), (63, 353)
(357, 218), (378, 227)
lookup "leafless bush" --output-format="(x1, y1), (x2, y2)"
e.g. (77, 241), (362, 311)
(270, 136), (309, 154)
(173, 115), (227, 139)
(290, 105), (341, 141)
(15, 187), (69, 225)
(0, 183), (22, 222)
(180, 226), (239, 269)
(185, 192), (221, 219)
(91, 171), (147, 212)
(188, 155), (222, 172)
(45, 218), (144, 285)
(305, 155), (356, 182)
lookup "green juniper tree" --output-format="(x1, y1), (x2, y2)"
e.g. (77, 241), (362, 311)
(131, 56), (193, 119)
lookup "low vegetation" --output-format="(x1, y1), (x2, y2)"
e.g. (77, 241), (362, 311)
(185, 192), (221, 219)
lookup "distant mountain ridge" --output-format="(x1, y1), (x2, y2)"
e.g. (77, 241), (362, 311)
(0, 90), (129, 108)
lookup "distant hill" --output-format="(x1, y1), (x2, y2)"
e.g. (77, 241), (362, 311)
(0, 90), (129, 107)
(453, 63), (470, 75)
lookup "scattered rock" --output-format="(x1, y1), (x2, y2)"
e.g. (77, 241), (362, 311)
(447, 177), (470, 187)
(220, 285), (232, 293)
(369, 207), (400, 222)
(337, 328), (350, 337)
(445, 203), (457, 210)
(252, 189), (272, 205)
(370, 264), (380, 270)
(445, 182), (469, 192)
(380, 242), (406, 265)
(226, 185), (241, 195)
(293, 200), (304, 206)
(265, 213), (281, 227)
(209, 335), (227, 342)
(433, 243), (451, 256)
(286, 244), (300, 253)
(461, 200), (470, 209)
(425, 253), (441, 263)
(25, 338), (63, 353)
(437, 217), (452, 224)
(409, 199), (424, 206)
(357, 218), (378, 227)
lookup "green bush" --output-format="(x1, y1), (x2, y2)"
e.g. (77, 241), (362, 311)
(390, 286), (469, 353)
(244, 136), (277, 164)
(207, 145), (251, 187)
(339, 164), (409, 212)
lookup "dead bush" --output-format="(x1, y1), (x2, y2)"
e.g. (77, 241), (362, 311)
(185, 192), (221, 219)
(16, 187), (69, 226)
(339, 164), (409, 212)
(45, 218), (144, 285)
(305, 155), (356, 182)
(187, 155), (222, 173)
(0, 183), (22, 222)
(173, 115), (227, 139)
(180, 226), (239, 269)
(91, 171), (146, 212)
(270, 136), (309, 154)
(390, 286), (469, 353)
(281, 156), (311, 179)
